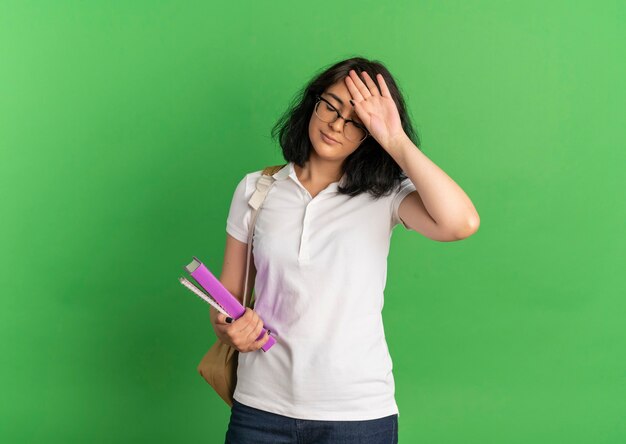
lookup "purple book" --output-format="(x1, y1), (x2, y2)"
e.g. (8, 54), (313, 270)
(184, 256), (276, 352)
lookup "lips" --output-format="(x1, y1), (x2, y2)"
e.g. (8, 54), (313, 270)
(321, 131), (339, 144)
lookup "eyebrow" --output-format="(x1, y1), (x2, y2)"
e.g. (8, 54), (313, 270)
(324, 92), (362, 123)
(326, 92), (345, 107)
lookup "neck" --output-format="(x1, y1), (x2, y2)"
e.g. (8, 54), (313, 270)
(294, 154), (344, 185)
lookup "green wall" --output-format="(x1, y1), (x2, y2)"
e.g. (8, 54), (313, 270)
(1, 1), (624, 442)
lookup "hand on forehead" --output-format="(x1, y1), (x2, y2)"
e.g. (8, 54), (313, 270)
(323, 82), (361, 121)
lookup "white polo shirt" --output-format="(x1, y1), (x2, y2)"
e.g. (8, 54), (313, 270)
(225, 161), (416, 421)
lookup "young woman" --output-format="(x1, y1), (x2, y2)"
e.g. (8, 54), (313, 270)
(211, 57), (480, 443)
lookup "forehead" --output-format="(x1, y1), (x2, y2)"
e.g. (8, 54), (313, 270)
(322, 81), (360, 119)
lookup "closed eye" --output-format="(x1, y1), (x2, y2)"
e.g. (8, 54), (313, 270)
(321, 96), (364, 126)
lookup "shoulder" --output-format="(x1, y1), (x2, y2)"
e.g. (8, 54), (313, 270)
(232, 165), (283, 204)
(234, 169), (263, 191)
(392, 176), (417, 201)
(398, 175), (415, 190)
(389, 176), (417, 227)
(235, 164), (286, 191)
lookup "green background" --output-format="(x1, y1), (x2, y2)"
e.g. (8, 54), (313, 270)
(1, 1), (624, 442)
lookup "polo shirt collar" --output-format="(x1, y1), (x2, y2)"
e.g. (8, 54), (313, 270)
(273, 161), (348, 191)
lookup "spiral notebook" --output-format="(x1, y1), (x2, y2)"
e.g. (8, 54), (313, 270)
(179, 276), (229, 316)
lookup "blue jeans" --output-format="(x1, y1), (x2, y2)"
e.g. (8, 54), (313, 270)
(225, 398), (398, 444)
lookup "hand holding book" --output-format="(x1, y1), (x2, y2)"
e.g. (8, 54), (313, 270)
(179, 256), (276, 352)
(212, 307), (273, 353)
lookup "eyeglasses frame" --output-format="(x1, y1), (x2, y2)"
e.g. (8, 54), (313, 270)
(314, 94), (369, 143)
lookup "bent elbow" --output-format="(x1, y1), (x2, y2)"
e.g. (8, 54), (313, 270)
(455, 216), (480, 240)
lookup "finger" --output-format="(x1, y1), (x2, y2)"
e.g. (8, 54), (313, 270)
(247, 315), (264, 344)
(235, 307), (256, 335)
(348, 69), (372, 98)
(239, 308), (261, 336)
(253, 330), (271, 350)
(344, 76), (364, 103)
(360, 71), (381, 96)
(376, 73), (392, 98)
(228, 308), (247, 333)
(215, 313), (228, 324)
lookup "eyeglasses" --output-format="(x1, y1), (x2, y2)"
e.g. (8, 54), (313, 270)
(314, 94), (369, 143)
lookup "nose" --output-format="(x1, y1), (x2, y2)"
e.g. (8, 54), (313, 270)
(329, 115), (345, 133)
